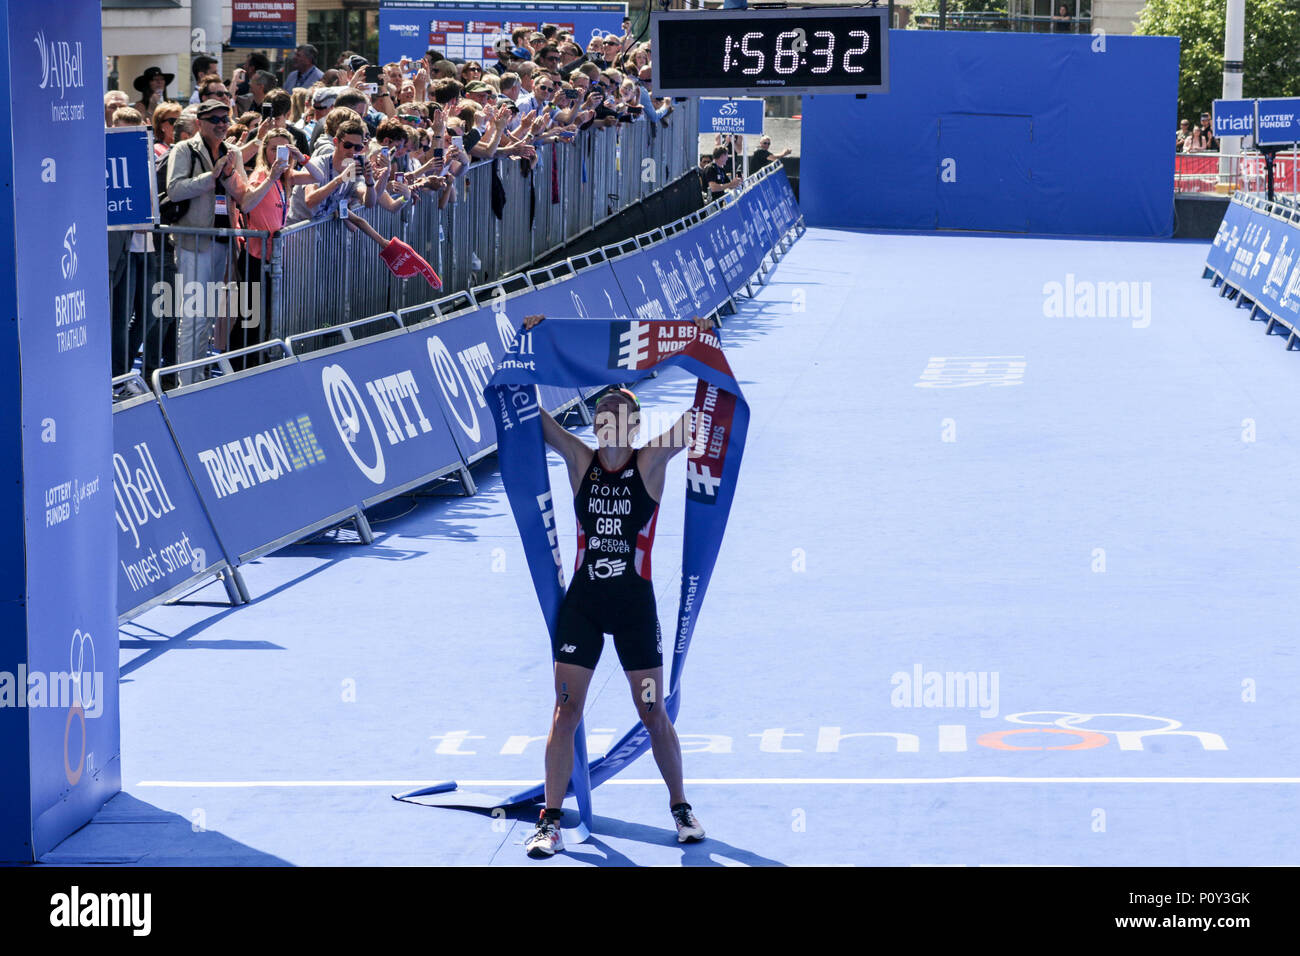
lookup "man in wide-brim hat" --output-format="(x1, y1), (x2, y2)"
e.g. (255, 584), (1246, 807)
(133, 65), (175, 119)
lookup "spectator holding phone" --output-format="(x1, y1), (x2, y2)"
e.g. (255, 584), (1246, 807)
(165, 98), (249, 382)
(231, 129), (310, 367)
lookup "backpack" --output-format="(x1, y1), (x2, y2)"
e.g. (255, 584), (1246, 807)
(157, 141), (193, 225)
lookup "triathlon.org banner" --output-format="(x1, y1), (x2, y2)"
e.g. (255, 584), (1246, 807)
(2, 0), (121, 860)
(1207, 196), (1300, 330)
(158, 362), (375, 564)
(484, 319), (749, 819)
(292, 329), (469, 506)
(407, 302), (581, 465)
(113, 396), (229, 622)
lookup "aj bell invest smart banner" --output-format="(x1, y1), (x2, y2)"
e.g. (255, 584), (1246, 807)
(0, 0), (120, 861)
(113, 397), (228, 621)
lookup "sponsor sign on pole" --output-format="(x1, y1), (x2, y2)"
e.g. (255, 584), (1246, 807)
(106, 126), (158, 229)
(1256, 98), (1300, 147)
(698, 98), (765, 136)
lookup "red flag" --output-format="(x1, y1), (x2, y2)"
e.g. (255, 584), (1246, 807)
(379, 237), (442, 289)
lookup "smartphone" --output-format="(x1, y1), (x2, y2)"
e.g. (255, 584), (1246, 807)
(451, 135), (463, 150)
(261, 102), (274, 119)
(395, 171), (405, 183)
(364, 65), (383, 84)
(380, 147), (390, 160)
(276, 144), (289, 162)
(362, 83), (379, 95)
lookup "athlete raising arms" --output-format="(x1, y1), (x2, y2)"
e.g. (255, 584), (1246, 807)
(521, 312), (711, 858)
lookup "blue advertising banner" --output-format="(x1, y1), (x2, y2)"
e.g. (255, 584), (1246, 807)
(380, 1), (627, 67)
(609, 227), (736, 322)
(293, 329), (469, 506)
(517, 262), (631, 321)
(1208, 197), (1300, 332)
(106, 127), (157, 229)
(1206, 198), (1250, 278)
(698, 98), (765, 136)
(159, 363), (370, 563)
(1, 0), (121, 861)
(409, 304), (555, 462)
(113, 397), (228, 621)
(1213, 99), (1256, 139)
(1256, 98), (1300, 146)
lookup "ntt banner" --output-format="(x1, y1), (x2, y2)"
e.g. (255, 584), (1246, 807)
(293, 330), (467, 506)
(112, 397), (228, 621)
(0, 0), (120, 861)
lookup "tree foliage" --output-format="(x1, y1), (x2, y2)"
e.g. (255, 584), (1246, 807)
(1135, 0), (1300, 122)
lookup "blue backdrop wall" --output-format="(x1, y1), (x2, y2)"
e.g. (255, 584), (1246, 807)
(800, 30), (1180, 237)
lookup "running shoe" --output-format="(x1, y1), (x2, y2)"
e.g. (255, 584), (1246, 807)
(672, 803), (705, 843)
(525, 813), (564, 857)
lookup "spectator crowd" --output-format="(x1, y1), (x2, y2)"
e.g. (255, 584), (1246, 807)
(1177, 112), (1220, 153)
(108, 27), (687, 390)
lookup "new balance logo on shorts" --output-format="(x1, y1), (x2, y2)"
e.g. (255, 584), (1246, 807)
(560, 644), (577, 654)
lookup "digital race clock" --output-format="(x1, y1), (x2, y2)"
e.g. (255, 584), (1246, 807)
(650, 7), (889, 98)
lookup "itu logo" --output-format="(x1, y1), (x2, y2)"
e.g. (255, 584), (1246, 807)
(34, 32), (85, 97)
(61, 223), (77, 279)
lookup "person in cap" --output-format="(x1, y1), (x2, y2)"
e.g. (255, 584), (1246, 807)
(133, 65), (175, 121)
(516, 313), (715, 858)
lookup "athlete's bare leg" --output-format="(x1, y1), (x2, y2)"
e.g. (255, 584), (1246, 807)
(624, 666), (687, 807)
(543, 662), (597, 810)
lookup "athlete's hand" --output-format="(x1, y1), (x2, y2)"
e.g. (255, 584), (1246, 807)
(693, 315), (715, 332)
(523, 313), (545, 330)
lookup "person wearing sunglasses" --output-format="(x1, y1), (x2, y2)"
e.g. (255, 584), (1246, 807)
(164, 99), (250, 383)
(294, 115), (397, 222)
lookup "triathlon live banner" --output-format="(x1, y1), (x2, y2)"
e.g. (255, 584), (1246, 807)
(112, 396), (229, 622)
(1205, 195), (1300, 331)
(0, 0), (120, 861)
(396, 320), (749, 827)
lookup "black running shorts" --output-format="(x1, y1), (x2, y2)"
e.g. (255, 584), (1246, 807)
(552, 577), (663, 671)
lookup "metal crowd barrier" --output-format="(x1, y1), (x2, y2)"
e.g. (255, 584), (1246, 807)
(266, 99), (699, 341)
(109, 100), (700, 385)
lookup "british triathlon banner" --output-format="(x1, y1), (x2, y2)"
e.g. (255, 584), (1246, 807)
(379, 1), (628, 68)
(293, 329), (468, 506)
(484, 318), (749, 820)
(1207, 196), (1300, 330)
(0, 0), (120, 861)
(113, 396), (229, 622)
